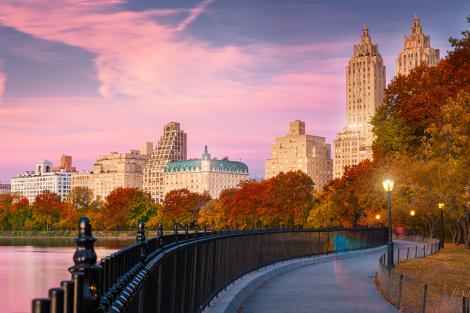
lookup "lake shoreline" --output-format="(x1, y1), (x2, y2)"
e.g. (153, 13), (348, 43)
(0, 230), (137, 239)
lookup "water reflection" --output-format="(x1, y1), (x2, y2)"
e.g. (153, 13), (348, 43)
(0, 238), (133, 313)
(0, 237), (133, 249)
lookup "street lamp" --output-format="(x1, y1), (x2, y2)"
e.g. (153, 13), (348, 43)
(410, 210), (416, 236)
(375, 214), (381, 227)
(383, 177), (394, 268)
(439, 203), (445, 249)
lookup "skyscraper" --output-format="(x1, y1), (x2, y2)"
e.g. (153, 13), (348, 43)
(143, 122), (187, 202)
(396, 16), (440, 77)
(265, 120), (332, 189)
(333, 26), (386, 179)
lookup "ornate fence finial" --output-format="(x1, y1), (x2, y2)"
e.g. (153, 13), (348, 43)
(136, 220), (147, 262)
(195, 226), (199, 237)
(204, 226), (208, 237)
(70, 217), (97, 270)
(136, 220), (146, 243)
(69, 217), (101, 312)
(185, 225), (189, 240)
(174, 224), (178, 242)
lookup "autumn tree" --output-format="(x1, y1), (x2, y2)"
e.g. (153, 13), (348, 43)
(198, 171), (314, 229)
(159, 189), (211, 228)
(101, 188), (157, 230)
(372, 16), (470, 160)
(66, 186), (94, 213)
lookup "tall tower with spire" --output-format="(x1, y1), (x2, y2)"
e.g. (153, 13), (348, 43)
(396, 16), (440, 76)
(333, 26), (386, 179)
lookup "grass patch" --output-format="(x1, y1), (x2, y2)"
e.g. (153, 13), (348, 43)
(396, 243), (470, 296)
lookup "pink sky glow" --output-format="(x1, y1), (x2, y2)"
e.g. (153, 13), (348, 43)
(0, 0), (465, 181)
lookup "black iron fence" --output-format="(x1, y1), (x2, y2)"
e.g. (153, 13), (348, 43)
(32, 217), (387, 313)
(377, 239), (470, 313)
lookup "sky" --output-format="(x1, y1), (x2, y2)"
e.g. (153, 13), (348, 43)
(0, 0), (468, 182)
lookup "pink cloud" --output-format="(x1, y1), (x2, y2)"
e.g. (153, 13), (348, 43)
(0, 0), (347, 100)
(0, 0), (250, 98)
(0, 0), (352, 181)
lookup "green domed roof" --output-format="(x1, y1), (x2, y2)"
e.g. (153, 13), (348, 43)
(165, 159), (248, 173)
(165, 159), (201, 172)
(165, 146), (248, 174)
(211, 159), (248, 173)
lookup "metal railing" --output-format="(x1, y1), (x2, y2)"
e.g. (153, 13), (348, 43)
(31, 217), (387, 313)
(377, 240), (470, 313)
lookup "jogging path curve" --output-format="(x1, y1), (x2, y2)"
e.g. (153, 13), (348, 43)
(205, 240), (427, 313)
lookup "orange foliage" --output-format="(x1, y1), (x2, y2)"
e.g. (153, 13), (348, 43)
(102, 187), (140, 230)
(159, 189), (211, 227)
(198, 171), (314, 229)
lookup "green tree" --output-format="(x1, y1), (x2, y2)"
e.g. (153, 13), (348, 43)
(66, 186), (94, 213)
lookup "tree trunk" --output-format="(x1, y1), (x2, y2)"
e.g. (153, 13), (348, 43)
(426, 218), (437, 238)
(451, 221), (459, 244)
(464, 215), (470, 249)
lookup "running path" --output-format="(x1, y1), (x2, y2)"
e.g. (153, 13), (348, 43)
(239, 241), (424, 313)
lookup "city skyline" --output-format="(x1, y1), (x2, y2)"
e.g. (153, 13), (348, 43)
(0, 0), (468, 182)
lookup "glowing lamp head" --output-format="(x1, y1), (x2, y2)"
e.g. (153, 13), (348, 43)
(375, 214), (381, 220)
(410, 210), (416, 217)
(438, 203), (445, 209)
(382, 177), (394, 192)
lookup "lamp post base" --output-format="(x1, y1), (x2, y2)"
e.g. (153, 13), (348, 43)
(387, 241), (394, 268)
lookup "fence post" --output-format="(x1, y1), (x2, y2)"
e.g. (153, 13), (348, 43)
(185, 225), (189, 240)
(61, 280), (74, 313)
(136, 221), (147, 263)
(174, 225), (178, 242)
(68, 217), (101, 313)
(422, 284), (428, 313)
(32, 299), (50, 313)
(49, 288), (64, 313)
(463, 297), (469, 313)
(397, 274), (403, 309)
(326, 230), (330, 255)
(157, 224), (163, 247)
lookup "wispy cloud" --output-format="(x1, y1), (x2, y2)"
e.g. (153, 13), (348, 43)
(175, 0), (215, 32)
(0, 0), (351, 180)
(0, 0), (249, 98)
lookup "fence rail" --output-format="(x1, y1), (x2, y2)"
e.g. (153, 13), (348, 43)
(32, 217), (387, 313)
(377, 239), (470, 313)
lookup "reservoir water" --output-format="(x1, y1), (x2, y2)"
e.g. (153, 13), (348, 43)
(0, 237), (133, 313)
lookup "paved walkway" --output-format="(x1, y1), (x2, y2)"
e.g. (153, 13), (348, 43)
(238, 241), (420, 313)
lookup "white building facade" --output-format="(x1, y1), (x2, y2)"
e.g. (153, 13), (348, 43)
(11, 160), (72, 202)
(396, 16), (440, 77)
(265, 120), (333, 189)
(71, 150), (148, 199)
(0, 182), (11, 195)
(143, 122), (188, 202)
(333, 26), (386, 178)
(164, 146), (249, 199)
